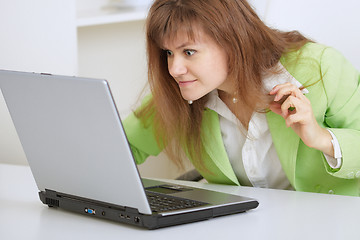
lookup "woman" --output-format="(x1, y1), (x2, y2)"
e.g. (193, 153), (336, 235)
(124, 0), (360, 196)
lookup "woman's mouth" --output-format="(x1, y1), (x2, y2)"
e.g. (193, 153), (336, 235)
(178, 80), (197, 87)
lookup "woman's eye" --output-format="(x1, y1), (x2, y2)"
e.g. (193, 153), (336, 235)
(166, 50), (173, 56)
(184, 50), (196, 56)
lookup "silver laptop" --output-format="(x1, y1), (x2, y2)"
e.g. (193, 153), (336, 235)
(0, 69), (258, 229)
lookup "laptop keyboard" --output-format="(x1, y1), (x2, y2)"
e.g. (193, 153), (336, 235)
(146, 191), (208, 213)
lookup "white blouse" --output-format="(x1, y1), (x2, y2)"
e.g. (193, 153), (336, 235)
(205, 64), (342, 190)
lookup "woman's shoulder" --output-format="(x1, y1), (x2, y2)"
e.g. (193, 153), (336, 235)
(300, 42), (328, 55)
(285, 42), (347, 64)
(301, 42), (347, 62)
(282, 42), (328, 63)
(280, 42), (349, 78)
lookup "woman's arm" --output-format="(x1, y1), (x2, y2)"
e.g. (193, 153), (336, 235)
(123, 106), (163, 164)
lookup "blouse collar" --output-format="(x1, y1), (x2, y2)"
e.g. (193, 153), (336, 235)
(205, 62), (309, 120)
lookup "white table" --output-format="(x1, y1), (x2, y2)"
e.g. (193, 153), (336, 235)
(1, 164), (359, 239)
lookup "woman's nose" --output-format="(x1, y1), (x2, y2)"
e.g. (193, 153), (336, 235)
(168, 56), (187, 77)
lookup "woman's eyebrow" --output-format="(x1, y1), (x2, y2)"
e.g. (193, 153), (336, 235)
(175, 41), (194, 49)
(163, 41), (196, 50)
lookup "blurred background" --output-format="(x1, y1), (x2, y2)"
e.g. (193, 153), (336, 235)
(0, 0), (359, 179)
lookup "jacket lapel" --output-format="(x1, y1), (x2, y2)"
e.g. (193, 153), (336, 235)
(200, 108), (300, 187)
(201, 109), (240, 185)
(266, 111), (299, 186)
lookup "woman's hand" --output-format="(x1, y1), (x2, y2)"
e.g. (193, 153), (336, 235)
(269, 83), (334, 157)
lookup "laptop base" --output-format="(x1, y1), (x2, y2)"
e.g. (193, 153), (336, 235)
(39, 189), (215, 229)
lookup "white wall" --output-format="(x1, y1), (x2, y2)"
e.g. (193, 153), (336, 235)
(250, 0), (360, 70)
(0, 0), (77, 165)
(0, 0), (77, 74)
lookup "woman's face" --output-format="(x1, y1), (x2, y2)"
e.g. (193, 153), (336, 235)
(163, 26), (232, 102)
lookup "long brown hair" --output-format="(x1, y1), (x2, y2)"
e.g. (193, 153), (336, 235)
(136, 0), (311, 169)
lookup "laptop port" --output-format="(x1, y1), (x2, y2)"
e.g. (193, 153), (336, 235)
(84, 208), (96, 215)
(134, 217), (140, 223)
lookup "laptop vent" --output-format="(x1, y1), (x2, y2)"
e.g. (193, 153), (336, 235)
(45, 198), (60, 207)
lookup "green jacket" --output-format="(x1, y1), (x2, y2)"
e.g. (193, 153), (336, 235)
(124, 43), (360, 196)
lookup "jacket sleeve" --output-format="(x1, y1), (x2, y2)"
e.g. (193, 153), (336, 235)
(122, 107), (163, 164)
(321, 47), (360, 179)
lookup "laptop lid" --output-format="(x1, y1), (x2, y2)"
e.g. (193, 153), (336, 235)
(0, 70), (152, 214)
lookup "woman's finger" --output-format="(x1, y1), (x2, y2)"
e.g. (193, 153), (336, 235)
(270, 83), (304, 102)
(280, 95), (301, 117)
